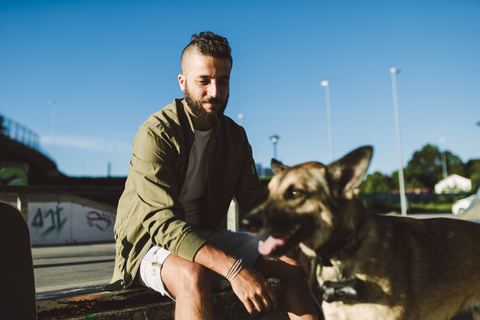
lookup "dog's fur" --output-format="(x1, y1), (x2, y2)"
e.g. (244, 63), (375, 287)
(242, 146), (480, 320)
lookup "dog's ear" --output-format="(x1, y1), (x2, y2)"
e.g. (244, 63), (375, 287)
(326, 146), (373, 198)
(271, 159), (288, 175)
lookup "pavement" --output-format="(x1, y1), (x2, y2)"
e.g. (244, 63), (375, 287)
(33, 242), (115, 295)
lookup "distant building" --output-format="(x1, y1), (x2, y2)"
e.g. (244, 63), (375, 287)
(434, 174), (472, 194)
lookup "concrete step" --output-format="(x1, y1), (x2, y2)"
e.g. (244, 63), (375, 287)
(37, 279), (289, 320)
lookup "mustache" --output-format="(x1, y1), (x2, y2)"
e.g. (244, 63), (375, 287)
(203, 97), (223, 104)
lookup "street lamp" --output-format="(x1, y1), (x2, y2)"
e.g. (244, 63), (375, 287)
(48, 99), (56, 161)
(238, 113), (244, 126)
(270, 134), (279, 160)
(440, 138), (447, 180)
(390, 68), (407, 216)
(321, 80), (334, 162)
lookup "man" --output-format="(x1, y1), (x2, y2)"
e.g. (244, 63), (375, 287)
(107, 32), (317, 320)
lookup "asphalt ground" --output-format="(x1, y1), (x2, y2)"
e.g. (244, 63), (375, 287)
(33, 242), (115, 295)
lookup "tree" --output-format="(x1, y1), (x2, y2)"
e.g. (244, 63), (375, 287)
(405, 144), (467, 191)
(444, 151), (466, 177)
(406, 144), (444, 190)
(359, 172), (393, 194)
(359, 143), (477, 194)
(390, 168), (427, 191)
(466, 159), (480, 192)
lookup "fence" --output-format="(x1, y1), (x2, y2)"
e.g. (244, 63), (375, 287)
(0, 114), (51, 159)
(358, 192), (472, 205)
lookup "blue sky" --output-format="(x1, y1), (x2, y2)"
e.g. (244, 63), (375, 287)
(1, 0), (479, 177)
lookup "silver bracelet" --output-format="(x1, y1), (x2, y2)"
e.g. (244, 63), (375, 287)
(226, 258), (244, 281)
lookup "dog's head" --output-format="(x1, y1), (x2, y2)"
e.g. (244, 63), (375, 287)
(242, 146), (373, 258)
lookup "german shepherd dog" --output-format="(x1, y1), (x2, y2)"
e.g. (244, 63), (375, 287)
(242, 146), (480, 320)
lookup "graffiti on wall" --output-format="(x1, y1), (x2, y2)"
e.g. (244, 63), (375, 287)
(31, 205), (67, 237)
(87, 211), (115, 231)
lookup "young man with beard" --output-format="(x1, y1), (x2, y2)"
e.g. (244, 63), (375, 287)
(107, 32), (317, 320)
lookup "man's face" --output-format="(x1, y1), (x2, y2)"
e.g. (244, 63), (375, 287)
(179, 52), (231, 124)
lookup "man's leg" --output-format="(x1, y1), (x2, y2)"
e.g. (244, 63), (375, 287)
(161, 253), (215, 320)
(254, 250), (318, 320)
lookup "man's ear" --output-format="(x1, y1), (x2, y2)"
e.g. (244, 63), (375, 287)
(326, 146), (373, 198)
(271, 159), (288, 175)
(178, 74), (186, 92)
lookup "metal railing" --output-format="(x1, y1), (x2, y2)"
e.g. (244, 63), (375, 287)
(0, 114), (51, 159)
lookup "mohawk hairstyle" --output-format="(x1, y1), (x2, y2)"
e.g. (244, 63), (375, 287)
(181, 32), (233, 73)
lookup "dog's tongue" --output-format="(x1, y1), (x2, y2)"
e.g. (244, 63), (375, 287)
(258, 236), (285, 255)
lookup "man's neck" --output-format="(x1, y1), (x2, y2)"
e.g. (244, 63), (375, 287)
(191, 116), (215, 131)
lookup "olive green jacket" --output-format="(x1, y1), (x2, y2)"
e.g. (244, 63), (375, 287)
(106, 99), (267, 290)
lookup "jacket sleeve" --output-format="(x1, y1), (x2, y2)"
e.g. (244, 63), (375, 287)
(234, 130), (268, 213)
(130, 124), (208, 261)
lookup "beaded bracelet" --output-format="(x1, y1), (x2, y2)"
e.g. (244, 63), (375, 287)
(226, 258), (244, 281)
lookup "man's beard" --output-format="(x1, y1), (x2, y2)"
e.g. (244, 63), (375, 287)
(184, 84), (229, 123)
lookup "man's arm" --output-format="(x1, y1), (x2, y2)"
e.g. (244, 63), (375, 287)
(194, 242), (278, 314)
(131, 123), (209, 261)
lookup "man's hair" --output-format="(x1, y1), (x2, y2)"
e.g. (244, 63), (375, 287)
(181, 32), (233, 73)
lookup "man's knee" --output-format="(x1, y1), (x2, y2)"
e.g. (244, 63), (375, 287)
(180, 261), (211, 286)
(163, 256), (211, 296)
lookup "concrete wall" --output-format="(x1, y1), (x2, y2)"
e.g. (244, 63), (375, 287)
(1, 194), (240, 246)
(1, 194), (116, 246)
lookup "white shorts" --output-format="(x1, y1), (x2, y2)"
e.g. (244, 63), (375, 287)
(136, 226), (263, 300)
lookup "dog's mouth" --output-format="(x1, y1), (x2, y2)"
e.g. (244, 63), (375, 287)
(258, 222), (311, 258)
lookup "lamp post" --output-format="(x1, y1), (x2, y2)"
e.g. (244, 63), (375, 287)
(390, 68), (407, 216)
(321, 80), (334, 162)
(238, 113), (244, 126)
(270, 134), (279, 160)
(48, 99), (56, 161)
(440, 138), (447, 180)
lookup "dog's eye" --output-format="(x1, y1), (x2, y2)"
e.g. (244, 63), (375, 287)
(291, 190), (302, 198)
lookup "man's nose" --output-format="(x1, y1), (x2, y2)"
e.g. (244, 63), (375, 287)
(207, 82), (219, 97)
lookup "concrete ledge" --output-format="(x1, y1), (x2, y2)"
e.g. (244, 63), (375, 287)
(37, 279), (288, 320)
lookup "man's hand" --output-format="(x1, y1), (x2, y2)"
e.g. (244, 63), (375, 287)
(230, 264), (278, 314)
(193, 242), (278, 313)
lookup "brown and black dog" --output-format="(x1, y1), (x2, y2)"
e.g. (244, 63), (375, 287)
(242, 146), (480, 320)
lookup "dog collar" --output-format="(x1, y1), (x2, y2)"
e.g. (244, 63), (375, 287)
(309, 256), (365, 305)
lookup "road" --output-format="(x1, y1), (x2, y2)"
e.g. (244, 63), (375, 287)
(33, 242), (115, 295)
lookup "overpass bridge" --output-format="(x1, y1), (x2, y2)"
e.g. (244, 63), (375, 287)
(0, 113), (59, 177)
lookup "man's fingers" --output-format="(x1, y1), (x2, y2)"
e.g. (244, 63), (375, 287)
(244, 300), (255, 314)
(259, 294), (272, 312)
(252, 297), (265, 313)
(266, 284), (278, 311)
(231, 264), (279, 313)
(253, 283), (276, 313)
